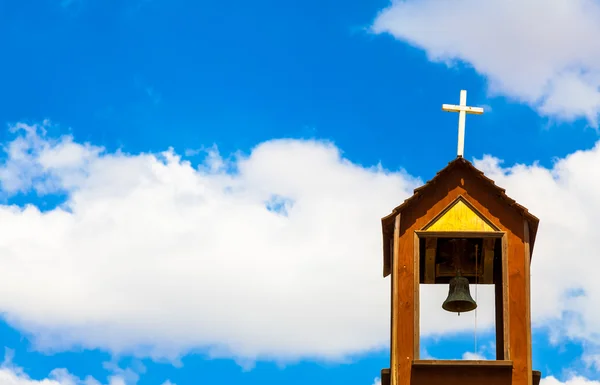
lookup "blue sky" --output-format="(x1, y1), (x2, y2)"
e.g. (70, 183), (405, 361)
(2, 0), (600, 384)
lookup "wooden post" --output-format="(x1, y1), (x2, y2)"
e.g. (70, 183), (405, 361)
(414, 232), (420, 359)
(394, 216), (415, 385)
(483, 238), (495, 283)
(391, 214), (400, 385)
(424, 238), (437, 284)
(494, 238), (505, 360)
(508, 231), (527, 385)
(502, 234), (510, 360)
(523, 220), (533, 385)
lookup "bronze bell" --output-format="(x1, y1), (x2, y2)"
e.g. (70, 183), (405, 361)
(442, 273), (477, 314)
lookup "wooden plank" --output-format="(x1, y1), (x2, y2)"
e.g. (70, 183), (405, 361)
(416, 231), (504, 238)
(508, 231), (527, 385)
(411, 362), (513, 385)
(391, 214), (400, 385)
(424, 238), (436, 283)
(502, 234), (510, 360)
(494, 240), (504, 360)
(389, 238), (394, 378)
(483, 238), (495, 284)
(381, 369), (391, 385)
(414, 232), (420, 359)
(384, 233), (392, 277)
(395, 221), (415, 385)
(523, 220), (533, 385)
(413, 360), (513, 367)
(412, 367), (512, 385)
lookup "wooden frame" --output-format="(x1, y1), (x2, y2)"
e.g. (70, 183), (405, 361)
(415, 231), (504, 238)
(421, 195), (500, 233)
(383, 158), (538, 385)
(412, 230), (510, 361)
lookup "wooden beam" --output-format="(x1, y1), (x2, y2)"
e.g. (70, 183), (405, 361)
(494, 246), (504, 360)
(508, 230), (528, 385)
(483, 238), (495, 284)
(424, 237), (436, 284)
(415, 231), (505, 238)
(391, 214), (400, 385)
(414, 232), (421, 359)
(502, 234), (510, 360)
(395, 218), (416, 385)
(524, 220), (533, 385)
(413, 360), (512, 367)
(389, 238), (394, 377)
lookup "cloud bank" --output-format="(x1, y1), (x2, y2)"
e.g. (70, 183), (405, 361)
(1, 121), (600, 367)
(0, 122), (419, 363)
(0, 349), (161, 385)
(372, 0), (600, 126)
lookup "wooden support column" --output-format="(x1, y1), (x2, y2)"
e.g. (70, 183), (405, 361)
(483, 238), (495, 283)
(523, 220), (533, 385)
(494, 251), (504, 360)
(508, 230), (527, 385)
(392, 214), (416, 385)
(391, 214), (400, 385)
(389, 236), (394, 379)
(414, 232), (420, 359)
(424, 238), (436, 284)
(501, 234), (510, 360)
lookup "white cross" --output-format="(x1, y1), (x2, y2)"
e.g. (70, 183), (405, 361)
(442, 90), (484, 157)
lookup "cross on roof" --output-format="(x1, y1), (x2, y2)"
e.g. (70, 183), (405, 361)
(442, 90), (484, 158)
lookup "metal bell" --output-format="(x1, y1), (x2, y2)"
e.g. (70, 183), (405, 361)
(442, 273), (477, 313)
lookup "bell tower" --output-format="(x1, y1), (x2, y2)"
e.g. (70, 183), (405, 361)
(378, 91), (541, 385)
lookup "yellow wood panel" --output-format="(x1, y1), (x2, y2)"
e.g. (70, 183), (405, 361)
(426, 199), (496, 232)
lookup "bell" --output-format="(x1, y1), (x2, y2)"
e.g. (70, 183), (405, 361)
(442, 273), (477, 313)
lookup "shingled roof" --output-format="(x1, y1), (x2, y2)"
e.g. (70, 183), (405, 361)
(381, 156), (539, 277)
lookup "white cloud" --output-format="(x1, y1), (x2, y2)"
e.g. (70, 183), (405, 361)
(473, 146), (600, 348)
(4, 121), (600, 365)
(372, 378), (382, 385)
(0, 122), (421, 363)
(462, 351), (486, 360)
(371, 0), (600, 125)
(542, 377), (600, 385)
(0, 350), (132, 385)
(0, 366), (157, 385)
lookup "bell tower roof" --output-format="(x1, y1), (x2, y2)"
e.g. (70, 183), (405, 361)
(380, 156), (539, 278)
